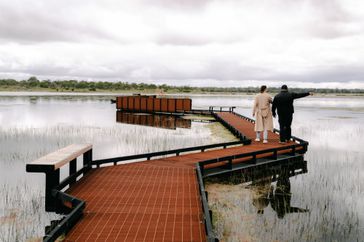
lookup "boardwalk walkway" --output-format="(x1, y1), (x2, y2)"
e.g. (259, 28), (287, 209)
(65, 112), (302, 241)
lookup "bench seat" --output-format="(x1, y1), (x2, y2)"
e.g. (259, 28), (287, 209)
(26, 144), (92, 172)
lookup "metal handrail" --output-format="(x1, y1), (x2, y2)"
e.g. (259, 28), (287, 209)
(209, 106), (236, 112)
(43, 190), (85, 242)
(198, 142), (308, 175)
(212, 112), (251, 143)
(196, 164), (218, 242)
(92, 140), (245, 166)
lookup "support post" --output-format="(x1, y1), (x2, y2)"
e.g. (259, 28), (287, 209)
(291, 146), (296, 156)
(69, 158), (77, 185)
(252, 154), (257, 164)
(45, 169), (60, 212)
(83, 149), (92, 171)
(273, 150), (278, 160)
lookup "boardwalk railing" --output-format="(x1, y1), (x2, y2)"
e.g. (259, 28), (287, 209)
(92, 140), (246, 166)
(208, 106), (236, 112)
(43, 191), (85, 242)
(198, 142), (308, 176)
(212, 112), (252, 143)
(196, 164), (218, 242)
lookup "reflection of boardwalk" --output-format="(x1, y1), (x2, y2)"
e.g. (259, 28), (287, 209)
(116, 111), (191, 130)
(63, 112), (307, 241)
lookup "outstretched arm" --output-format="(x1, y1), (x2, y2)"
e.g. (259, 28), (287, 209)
(288, 207), (310, 213)
(292, 92), (310, 99)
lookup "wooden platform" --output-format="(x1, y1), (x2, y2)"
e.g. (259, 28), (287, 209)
(63, 112), (304, 242)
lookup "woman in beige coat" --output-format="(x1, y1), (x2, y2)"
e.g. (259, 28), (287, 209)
(253, 85), (274, 143)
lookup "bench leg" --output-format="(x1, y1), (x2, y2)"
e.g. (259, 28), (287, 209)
(83, 149), (93, 172)
(69, 158), (77, 185)
(45, 169), (60, 212)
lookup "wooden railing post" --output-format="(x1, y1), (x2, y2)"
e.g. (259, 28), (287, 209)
(83, 149), (93, 171)
(69, 158), (77, 185)
(45, 169), (60, 212)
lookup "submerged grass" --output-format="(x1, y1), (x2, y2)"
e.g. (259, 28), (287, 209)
(0, 183), (60, 242)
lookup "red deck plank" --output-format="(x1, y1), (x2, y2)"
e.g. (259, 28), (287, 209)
(65, 112), (300, 242)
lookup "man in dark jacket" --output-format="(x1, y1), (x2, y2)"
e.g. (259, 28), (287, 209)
(272, 85), (312, 143)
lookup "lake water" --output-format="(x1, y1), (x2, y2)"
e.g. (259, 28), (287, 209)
(0, 92), (363, 241)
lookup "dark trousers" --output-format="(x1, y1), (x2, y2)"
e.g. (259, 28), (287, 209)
(278, 114), (293, 142)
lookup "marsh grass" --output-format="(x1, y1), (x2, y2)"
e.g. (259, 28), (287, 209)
(0, 183), (60, 242)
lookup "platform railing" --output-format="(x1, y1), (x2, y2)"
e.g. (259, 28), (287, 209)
(196, 164), (219, 242)
(208, 106), (236, 112)
(92, 140), (246, 166)
(43, 191), (85, 242)
(198, 142), (308, 176)
(211, 112), (252, 143)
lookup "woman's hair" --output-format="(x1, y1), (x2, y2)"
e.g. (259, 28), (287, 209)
(260, 85), (267, 93)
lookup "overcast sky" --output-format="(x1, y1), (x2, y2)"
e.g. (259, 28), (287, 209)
(0, 0), (364, 88)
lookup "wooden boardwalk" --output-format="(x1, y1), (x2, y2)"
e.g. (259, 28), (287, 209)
(65, 112), (303, 242)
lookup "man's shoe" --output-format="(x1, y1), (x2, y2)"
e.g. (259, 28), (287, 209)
(255, 138), (260, 142)
(263, 140), (268, 144)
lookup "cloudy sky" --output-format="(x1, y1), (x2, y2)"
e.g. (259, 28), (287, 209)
(0, 0), (364, 88)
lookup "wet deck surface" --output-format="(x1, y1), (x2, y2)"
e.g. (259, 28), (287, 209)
(65, 112), (296, 242)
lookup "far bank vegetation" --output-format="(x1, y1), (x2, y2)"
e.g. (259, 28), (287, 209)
(1, 77), (363, 95)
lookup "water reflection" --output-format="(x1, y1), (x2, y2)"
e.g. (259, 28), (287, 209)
(116, 111), (191, 130)
(249, 160), (309, 218)
(269, 173), (309, 218)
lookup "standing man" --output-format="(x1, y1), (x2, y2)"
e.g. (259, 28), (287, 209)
(272, 85), (312, 143)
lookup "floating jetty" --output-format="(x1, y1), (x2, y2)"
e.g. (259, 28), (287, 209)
(27, 95), (308, 242)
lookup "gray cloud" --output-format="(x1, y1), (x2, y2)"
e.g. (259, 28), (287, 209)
(140, 0), (211, 10)
(0, 1), (116, 43)
(0, 0), (363, 87)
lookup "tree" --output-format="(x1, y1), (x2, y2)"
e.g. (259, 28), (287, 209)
(27, 76), (40, 87)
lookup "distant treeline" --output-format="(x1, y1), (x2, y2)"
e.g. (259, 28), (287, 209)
(1, 77), (364, 94)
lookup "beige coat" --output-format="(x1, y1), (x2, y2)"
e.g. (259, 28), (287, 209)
(253, 92), (274, 132)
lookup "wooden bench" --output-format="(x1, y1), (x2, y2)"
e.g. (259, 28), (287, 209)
(26, 144), (93, 212)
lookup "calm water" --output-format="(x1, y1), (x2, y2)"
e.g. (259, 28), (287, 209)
(0, 92), (363, 241)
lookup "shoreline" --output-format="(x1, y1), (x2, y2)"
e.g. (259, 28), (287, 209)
(1, 89), (364, 98)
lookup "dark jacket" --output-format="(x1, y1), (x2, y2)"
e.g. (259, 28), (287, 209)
(272, 91), (309, 116)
